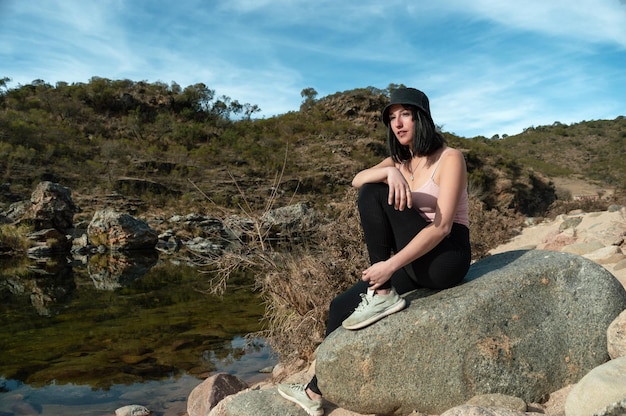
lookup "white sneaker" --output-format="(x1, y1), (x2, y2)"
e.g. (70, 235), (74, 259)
(342, 288), (406, 330)
(277, 383), (324, 416)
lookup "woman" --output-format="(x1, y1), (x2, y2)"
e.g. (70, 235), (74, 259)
(278, 87), (471, 416)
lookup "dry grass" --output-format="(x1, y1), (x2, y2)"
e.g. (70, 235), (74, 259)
(544, 193), (626, 219)
(192, 181), (367, 366)
(0, 223), (33, 254)
(254, 187), (368, 363)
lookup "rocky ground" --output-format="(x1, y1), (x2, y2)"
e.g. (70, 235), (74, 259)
(489, 207), (626, 287)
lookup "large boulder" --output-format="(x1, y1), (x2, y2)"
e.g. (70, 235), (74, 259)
(315, 250), (626, 415)
(30, 181), (77, 230)
(87, 209), (158, 251)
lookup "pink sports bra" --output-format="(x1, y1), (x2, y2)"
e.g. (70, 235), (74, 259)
(409, 149), (470, 227)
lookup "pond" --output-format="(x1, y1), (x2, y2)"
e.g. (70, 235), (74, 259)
(0, 252), (275, 416)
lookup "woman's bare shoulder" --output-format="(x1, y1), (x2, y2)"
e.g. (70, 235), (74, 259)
(441, 147), (465, 163)
(443, 146), (463, 157)
(438, 147), (467, 175)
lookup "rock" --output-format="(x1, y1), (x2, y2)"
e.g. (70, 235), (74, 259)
(607, 309), (626, 359)
(559, 216), (582, 232)
(593, 398), (626, 416)
(115, 404), (151, 416)
(260, 202), (320, 238)
(1, 200), (29, 223)
(564, 356), (626, 416)
(583, 245), (623, 264)
(221, 203), (321, 243)
(87, 209), (158, 251)
(156, 229), (182, 252)
(439, 405), (526, 416)
(561, 240), (604, 256)
(571, 209), (626, 247)
(71, 232), (89, 253)
(466, 393), (526, 412)
(218, 215), (256, 246)
(615, 258), (626, 271)
(30, 181), (77, 230)
(315, 250), (626, 415)
(27, 228), (72, 255)
(209, 388), (308, 416)
(184, 237), (225, 255)
(187, 373), (248, 416)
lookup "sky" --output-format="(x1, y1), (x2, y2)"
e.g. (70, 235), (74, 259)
(1, 0), (625, 138)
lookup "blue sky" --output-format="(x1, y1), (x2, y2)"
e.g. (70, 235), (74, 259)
(1, 0), (625, 138)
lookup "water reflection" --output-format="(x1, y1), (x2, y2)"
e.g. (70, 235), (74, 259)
(0, 251), (274, 415)
(86, 250), (160, 290)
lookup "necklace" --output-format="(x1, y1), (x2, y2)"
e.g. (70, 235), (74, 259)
(402, 159), (415, 182)
(404, 148), (443, 182)
(404, 158), (418, 181)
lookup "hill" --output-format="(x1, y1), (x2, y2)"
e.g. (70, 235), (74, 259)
(0, 78), (623, 225)
(494, 117), (626, 195)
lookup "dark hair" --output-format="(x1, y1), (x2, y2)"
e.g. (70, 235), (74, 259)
(388, 105), (446, 163)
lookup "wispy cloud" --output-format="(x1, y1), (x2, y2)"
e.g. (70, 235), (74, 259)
(1, 0), (624, 137)
(454, 0), (626, 47)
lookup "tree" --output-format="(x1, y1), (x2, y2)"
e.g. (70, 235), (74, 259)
(0, 77), (11, 108)
(0, 77), (11, 92)
(243, 103), (261, 120)
(300, 87), (318, 111)
(386, 83), (406, 96)
(187, 83), (215, 112)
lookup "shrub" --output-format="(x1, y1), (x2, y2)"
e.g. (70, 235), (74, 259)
(468, 197), (524, 260)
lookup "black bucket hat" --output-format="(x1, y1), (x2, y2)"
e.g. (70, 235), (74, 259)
(382, 87), (431, 126)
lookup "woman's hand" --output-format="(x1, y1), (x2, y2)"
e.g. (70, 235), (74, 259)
(386, 167), (413, 211)
(361, 260), (394, 291)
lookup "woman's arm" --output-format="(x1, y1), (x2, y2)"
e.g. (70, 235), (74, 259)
(351, 157), (395, 188)
(352, 157), (413, 210)
(362, 149), (468, 289)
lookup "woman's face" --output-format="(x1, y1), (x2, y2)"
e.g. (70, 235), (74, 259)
(388, 104), (414, 146)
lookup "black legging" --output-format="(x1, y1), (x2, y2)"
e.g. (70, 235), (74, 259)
(307, 183), (471, 395)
